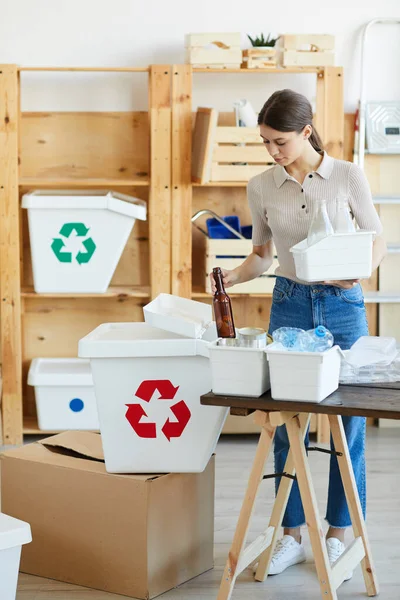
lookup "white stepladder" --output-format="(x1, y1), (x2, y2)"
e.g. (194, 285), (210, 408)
(354, 17), (400, 171)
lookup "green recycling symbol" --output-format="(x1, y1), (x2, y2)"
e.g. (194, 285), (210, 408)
(51, 222), (96, 265)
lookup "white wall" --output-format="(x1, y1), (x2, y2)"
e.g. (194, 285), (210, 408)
(0, 0), (399, 114)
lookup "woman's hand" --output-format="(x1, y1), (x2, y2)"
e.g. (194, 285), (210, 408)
(324, 279), (360, 290)
(209, 268), (240, 294)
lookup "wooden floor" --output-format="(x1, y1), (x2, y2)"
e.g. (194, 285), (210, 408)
(12, 426), (400, 599)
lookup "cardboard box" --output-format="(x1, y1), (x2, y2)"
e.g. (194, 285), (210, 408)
(1, 431), (215, 599)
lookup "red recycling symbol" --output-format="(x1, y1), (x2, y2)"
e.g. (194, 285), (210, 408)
(125, 380), (191, 442)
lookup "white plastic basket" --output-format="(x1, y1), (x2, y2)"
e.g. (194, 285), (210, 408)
(22, 190), (146, 293)
(290, 231), (374, 283)
(28, 358), (99, 431)
(209, 341), (270, 397)
(0, 513), (32, 600)
(266, 343), (341, 403)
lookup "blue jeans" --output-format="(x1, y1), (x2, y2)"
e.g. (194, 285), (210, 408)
(269, 276), (368, 528)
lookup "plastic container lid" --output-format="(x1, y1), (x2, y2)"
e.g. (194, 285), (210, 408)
(0, 513), (32, 551)
(28, 358), (93, 387)
(21, 190), (147, 221)
(143, 293), (214, 339)
(78, 322), (213, 358)
(345, 336), (397, 368)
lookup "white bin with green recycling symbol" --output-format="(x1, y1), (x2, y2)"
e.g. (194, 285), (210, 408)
(22, 190), (146, 293)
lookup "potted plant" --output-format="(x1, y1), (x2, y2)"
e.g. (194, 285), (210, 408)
(243, 33), (280, 69)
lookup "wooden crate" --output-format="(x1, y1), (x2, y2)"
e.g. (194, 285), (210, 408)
(205, 238), (278, 294)
(278, 34), (335, 67)
(185, 32), (242, 68)
(211, 127), (273, 181)
(192, 108), (273, 183)
(242, 48), (277, 69)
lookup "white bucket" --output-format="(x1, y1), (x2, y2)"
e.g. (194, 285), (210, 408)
(22, 190), (146, 293)
(78, 296), (228, 473)
(0, 513), (32, 600)
(28, 358), (99, 431)
(209, 341), (270, 397)
(290, 231), (374, 283)
(266, 343), (341, 403)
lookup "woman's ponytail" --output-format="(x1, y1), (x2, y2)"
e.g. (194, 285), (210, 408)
(309, 126), (324, 155)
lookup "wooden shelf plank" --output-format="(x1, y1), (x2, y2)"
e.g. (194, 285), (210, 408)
(19, 177), (149, 187)
(21, 286), (150, 299)
(191, 290), (272, 299)
(373, 196), (400, 205)
(192, 181), (249, 187)
(19, 67), (149, 73)
(193, 67), (323, 74)
(23, 416), (59, 435)
(364, 291), (400, 304)
(23, 416), (99, 435)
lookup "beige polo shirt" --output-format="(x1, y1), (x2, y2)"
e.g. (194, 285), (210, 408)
(247, 152), (383, 284)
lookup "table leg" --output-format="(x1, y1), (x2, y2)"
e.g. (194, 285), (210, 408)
(255, 413), (311, 582)
(317, 414), (331, 445)
(217, 411), (276, 600)
(328, 414), (379, 597)
(285, 412), (338, 600)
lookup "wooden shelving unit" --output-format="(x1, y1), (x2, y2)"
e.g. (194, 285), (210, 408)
(1, 63), (388, 442)
(0, 63), (173, 444)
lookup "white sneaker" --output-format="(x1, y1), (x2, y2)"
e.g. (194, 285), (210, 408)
(326, 537), (353, 581)
(265, 535), (307, 575)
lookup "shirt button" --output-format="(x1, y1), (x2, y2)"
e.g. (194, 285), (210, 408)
(301, 189), (304, 192)
(309, 174), (313, 178)
(302, 205), (306, 209)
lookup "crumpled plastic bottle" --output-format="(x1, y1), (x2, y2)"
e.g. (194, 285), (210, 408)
(272, 327), (311, 351)
(305, 326), (334, 352)
(272, 326), (334, 352)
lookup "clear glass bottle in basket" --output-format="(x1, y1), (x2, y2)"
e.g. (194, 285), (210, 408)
(307, 198), (334, 247)
(333, 196), (356, 233)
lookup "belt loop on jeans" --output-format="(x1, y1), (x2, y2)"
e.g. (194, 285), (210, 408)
(287, 281), (295, 297)
(333, 287), (341, 297)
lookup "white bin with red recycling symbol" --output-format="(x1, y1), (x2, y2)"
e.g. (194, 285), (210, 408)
(78, 294), (229, 473)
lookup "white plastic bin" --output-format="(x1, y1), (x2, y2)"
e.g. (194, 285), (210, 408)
(22, 190), (146, 293)
(209, 341), (270, 397)
(143, 292), (213, 338)
(28, 358), (99, 431)
(0, 513), (32, 600)
(290, 231), (374, 283)
(266, 343), (341, 402)
(78, 296), (228, 473)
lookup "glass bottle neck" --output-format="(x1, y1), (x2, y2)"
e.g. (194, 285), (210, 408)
(337, 197), (349, 209)
(314, 198), (328, 214)
(213, 269), (225, 294)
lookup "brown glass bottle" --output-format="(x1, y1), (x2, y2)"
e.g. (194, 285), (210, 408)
(212, 267), (236, 338)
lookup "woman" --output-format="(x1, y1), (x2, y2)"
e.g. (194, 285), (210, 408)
(211, 89), (386, 577)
